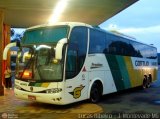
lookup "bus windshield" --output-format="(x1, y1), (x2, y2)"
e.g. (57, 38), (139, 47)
(16, 45), (63, 82)
(15, 25), (69, 82)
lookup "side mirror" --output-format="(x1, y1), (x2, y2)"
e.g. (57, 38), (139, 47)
(3, 42), (17, 60)
(55, 38), (67, 60)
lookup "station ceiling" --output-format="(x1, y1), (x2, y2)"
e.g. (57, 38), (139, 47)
(0, 0), (138, 28)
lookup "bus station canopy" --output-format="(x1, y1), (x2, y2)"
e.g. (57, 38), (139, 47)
(0, 0), (138, 28)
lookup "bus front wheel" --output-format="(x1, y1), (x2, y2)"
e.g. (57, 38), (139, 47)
(90, 83), (101, 103)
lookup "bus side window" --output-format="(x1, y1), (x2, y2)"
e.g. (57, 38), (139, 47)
(66, 26), (87, 79)
(89, 29), (105, 54)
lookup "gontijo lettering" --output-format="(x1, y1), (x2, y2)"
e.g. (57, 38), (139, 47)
(135, 60), (149, 66)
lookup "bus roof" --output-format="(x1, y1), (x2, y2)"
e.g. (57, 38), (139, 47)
(92, 26), (157, 49)
(108, 31), (156, 49)
(25, 22), (156, 49)
(26, 22), (93, 31)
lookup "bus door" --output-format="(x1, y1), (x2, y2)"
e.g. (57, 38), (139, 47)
(64, 26), (88, 103)
(64, 48), (88, 103)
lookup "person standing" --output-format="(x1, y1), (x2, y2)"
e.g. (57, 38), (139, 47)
(4, 66), (12, 89)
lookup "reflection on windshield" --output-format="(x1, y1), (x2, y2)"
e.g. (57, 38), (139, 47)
(16, 45), (63, 82)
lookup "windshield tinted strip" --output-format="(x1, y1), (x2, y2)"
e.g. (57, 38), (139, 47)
(22, 26), (69, 45)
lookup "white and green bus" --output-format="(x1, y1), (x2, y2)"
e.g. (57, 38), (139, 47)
(8, 22), (158, 105)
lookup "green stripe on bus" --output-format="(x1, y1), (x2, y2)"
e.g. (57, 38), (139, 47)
(35, 83), (42, 87)
(116, 56), (131, 89)
(106, 55), (125, 91)
(28, 82), (35, 86)
(28, 82), (41, 87)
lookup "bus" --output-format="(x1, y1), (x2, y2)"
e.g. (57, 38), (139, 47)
(5, 22), (158, 105)
(158, 53), (160, 65)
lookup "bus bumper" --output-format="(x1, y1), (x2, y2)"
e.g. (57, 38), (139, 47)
(14, 88), (65, 105)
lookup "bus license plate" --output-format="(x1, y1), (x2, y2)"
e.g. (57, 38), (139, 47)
(28, 95), (36, 101)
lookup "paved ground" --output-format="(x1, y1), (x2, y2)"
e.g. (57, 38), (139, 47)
(0, 70), (159, 119)
(97, 70), (160, 118)
(0, 89), (102, 119)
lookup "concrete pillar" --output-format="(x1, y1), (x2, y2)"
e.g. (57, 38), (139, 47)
(0, 10), (4, 95)
(3, 24), (11, 89)
(0, 10), (10, 96)
(4, 24), (11, 67)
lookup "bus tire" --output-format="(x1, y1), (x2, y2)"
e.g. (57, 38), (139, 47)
(147, 75), (152, 88)
(90, 83), (102, 103)
(142, 76), (147, 89)
(142, 80), (147, 89)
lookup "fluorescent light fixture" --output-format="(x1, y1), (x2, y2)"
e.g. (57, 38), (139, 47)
(48, 0), (68, 24)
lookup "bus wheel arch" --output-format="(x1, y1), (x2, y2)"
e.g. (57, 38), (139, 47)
(89, 80), (103, 103)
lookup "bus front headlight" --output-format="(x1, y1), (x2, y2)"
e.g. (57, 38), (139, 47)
(46, 88), (62, 94)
